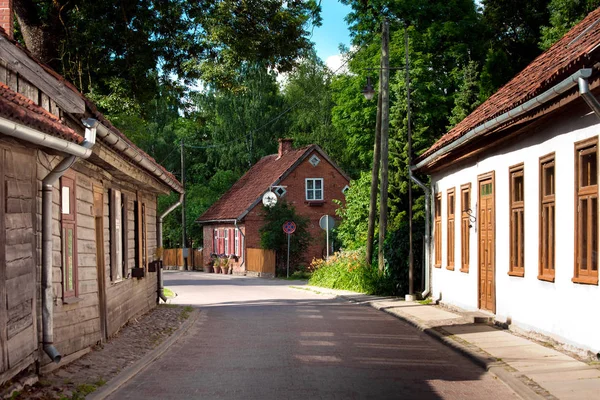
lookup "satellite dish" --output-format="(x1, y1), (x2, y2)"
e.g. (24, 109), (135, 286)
(262, 191), (277, 207)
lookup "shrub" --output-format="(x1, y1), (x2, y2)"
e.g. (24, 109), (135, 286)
(308, 249), (392, 295)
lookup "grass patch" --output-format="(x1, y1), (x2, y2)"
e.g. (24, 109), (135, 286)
(158, 304), (179, 309)
(180, 306), (193, 320)
(308, 249), (391, 295)
(418, 298), (432, 305)
(163, 287), (175, 298)
(281, 270), (312, 280)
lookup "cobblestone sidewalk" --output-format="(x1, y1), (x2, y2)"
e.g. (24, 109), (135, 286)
(8, 304), (192, 400)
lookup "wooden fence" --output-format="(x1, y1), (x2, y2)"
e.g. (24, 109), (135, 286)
(162, 248), (203, 269)
(246, 248), (276, 275)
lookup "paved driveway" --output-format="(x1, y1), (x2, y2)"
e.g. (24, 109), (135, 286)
(109, 272), (518, 399)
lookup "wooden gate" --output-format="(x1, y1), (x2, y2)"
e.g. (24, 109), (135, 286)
(247, 248), (276, 275)
(478, 172), (496, 313)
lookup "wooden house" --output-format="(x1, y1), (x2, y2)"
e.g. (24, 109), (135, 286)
(0, 9), (183, 385)
(413, 9), (600, 353)
(197, 139), (350, 275)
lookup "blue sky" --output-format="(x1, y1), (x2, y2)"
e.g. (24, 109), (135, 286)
(310, 1), (352, 71)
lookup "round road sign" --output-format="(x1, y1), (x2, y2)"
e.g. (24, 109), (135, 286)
(283, 221), (296, 234)
(319, 215), (335, 231)
(262, 191), (277, 208)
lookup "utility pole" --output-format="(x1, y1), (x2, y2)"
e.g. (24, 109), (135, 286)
(405, 24), (414, 296)
(378, 18), (390, 272)
(181, 139), (188, 271)
(366, 65), (383, 266)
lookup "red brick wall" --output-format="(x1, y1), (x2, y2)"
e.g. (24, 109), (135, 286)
(202, 223), (246, 274)
(244, 149), (349, 267)
(0, 0), (12, 38)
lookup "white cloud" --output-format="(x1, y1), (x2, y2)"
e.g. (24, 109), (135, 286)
(325, 53), (349, 75)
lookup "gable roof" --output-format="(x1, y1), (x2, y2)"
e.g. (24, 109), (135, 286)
(0, 26), (182, 193)
(416, 8), (600, 169)
(197, 145), (349, 223)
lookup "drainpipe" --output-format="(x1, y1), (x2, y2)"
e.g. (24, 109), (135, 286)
(234, 220), (245, 272)
(157, 193), (183, 302)
(578, 75), (600, 118)
(41, 118), (97, 363)
(409, 172), (431, 298)
(413, 68), (593, 171)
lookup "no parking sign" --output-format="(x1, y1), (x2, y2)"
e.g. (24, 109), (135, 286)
(283, 221), (296, 234)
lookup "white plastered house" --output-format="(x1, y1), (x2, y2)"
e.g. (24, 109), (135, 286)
(413, 9), (600, 353)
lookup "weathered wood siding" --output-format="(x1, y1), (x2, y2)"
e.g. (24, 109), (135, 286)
(105, 189), (158, 337)
(0, 142), (37, 383)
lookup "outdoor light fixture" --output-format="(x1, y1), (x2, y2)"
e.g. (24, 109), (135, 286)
(362, 76), (375, 100)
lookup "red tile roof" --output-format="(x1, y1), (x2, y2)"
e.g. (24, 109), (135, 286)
(417, 8), (600, 163)
(197, 146), (316, 222)
(0, 26), (181, 190)
(0, 82), (83, 143)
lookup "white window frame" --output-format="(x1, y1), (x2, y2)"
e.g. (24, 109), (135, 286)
(309, 154), (321, 167)
(234, 228), (240, 256)
(213, 229), (218, 254)
(305, 178), (324, 201)
(224, 229), (229, 255)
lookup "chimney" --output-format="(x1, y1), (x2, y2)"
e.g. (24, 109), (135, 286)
(278, 138), (294, 159)
(0, 0), (12, 39)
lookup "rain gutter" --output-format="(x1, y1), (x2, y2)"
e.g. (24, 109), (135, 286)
(413, 68), (593, 171)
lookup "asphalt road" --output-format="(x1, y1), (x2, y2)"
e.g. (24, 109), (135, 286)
(109, 272), (518, 399)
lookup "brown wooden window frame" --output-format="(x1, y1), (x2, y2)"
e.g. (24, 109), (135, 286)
(509, 164), (525, 277)
(434, 192), (442, 268)
(61, 175), (78, 298)
(460, 183), (471, 273)
(447, 188), (456, 270)
(539, 153), (556, 282)
(573, 138), (599, 285)
(121, 193), (129, 278)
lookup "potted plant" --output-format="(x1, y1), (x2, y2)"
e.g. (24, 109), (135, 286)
(203, 259), (213, 273)
(213, 255), (222, 274)
(221, 257), (230, 274)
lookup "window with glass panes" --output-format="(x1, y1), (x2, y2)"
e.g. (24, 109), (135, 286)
(435, 193), (442, 268)
(306, 178), (324, 201)
(61, 176), (77, 298)
(574, 138), (599, 284)
(509, 164), (525, 277)
(460, 184), (471, 273)
(447, 188), (455, 270)
(539, 154), (555, 281)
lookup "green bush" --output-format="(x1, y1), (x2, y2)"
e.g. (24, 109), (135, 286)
(308, 249), (392, 295)
(383, 219), (424, 296)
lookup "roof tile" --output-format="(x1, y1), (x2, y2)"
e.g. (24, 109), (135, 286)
(197, 146), (315, 222)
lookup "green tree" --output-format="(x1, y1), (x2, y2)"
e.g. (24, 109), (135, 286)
(259, 201), (310, 274)
(334, 172), (375, 251)
(539, 0), (600, 50)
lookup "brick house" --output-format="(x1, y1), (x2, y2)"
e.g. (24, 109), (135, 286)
(0, 6), (183, 386)
(197, 139), (350, 274)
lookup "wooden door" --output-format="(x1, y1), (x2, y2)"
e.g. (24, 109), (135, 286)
(93, 186), (108, 341)
(478, 173), (496, 313)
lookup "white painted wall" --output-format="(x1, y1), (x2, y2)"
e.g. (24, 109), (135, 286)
(430, 105), (600, 353)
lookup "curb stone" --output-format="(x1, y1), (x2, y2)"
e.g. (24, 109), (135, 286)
(87, 308), (200, 400)
(320, 290), (547, 400)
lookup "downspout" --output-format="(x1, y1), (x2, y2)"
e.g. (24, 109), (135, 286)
(409, 172), (431, 298)
(578, 75), (600, 118)
(157, 193), (183, 302)
(234, 220), (245, 272)
(41, 118), (97, 363)
(413, 68), (593, 171)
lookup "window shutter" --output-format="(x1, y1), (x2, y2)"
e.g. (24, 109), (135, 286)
(229, 229), (233, 254)
(238, 230), (242, 256)
(122, 194), (128, 277)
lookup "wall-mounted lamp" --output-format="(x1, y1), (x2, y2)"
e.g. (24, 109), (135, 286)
(362, 76), (375, 100)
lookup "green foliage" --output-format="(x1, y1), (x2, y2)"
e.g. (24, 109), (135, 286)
(383, 220), (425, 296)
(448, 61), (481, 129)
(259, 201), (311, 274)
(308, 249), (392, 295)
(334, 172), (375, 250)
(539, 0), (600, 50)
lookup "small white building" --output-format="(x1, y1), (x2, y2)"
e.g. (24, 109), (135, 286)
(413, 9), (600, 353)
